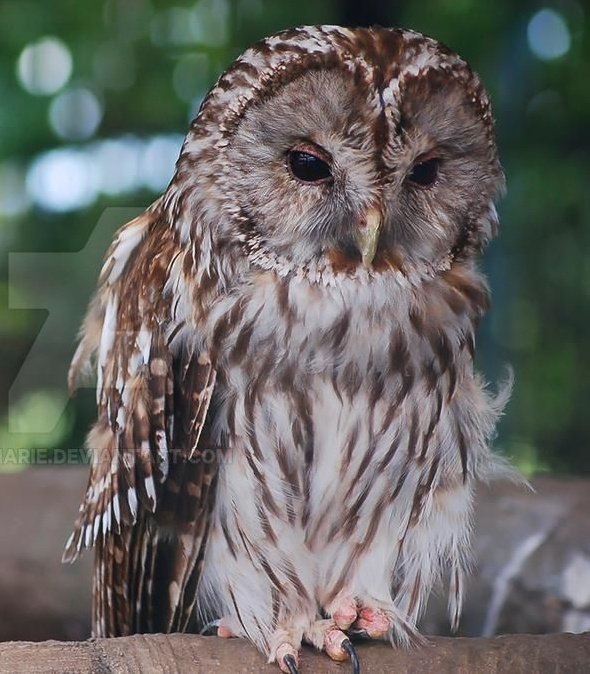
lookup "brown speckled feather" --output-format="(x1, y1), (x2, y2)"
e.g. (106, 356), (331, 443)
(64, 206), (219, 636)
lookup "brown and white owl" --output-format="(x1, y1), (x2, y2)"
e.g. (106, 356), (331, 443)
(65, 25), (513, 673)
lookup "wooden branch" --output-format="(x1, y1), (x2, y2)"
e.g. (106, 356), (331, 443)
(1, 632), (589, 674)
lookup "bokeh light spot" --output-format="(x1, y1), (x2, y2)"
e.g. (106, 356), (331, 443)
(24, 135), (184, 211)
(527, 9), (571, 61)
(49, 87), (103, 141)
(94, 137), (143, 196)
(16, 37), (73, 96)
(141, 135), (184, 191)
(26, 149), (98, 212)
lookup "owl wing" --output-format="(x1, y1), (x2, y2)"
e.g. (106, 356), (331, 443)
(63, 204), (218, 636)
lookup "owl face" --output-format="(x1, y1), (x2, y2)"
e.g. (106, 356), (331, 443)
(227, 69), (379, 265)
(179, 27), (504, 276)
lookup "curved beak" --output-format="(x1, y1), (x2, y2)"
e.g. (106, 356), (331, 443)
(354, 207), (382, 268)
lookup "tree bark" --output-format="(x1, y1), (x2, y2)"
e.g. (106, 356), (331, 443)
(1, 632), (589, 674)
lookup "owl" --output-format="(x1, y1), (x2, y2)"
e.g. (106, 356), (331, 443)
(65, 26), (511, 674)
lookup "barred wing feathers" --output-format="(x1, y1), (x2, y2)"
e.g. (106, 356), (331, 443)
(64, 205), (218, 636)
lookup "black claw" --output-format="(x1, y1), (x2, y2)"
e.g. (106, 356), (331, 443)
(283, 653), (299, 674)
(342, 638), (361, 674)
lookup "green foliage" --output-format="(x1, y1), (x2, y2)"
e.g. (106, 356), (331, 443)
(0, 1), (587, 473)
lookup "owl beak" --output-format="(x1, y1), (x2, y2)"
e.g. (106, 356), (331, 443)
(355, 208), (382, 268)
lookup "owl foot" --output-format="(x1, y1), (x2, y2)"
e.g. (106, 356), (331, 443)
(326, 594), (358, 629)
(325, 594), (391, 639)
(199, 616), (236, 638)
(305, 619), (361, 673)
(352, 606), (391, 638)
(347, 601), (425, 646)
(276, 642), (300, 674)
(199, 619), (220, 636)
(216, 617), (236, 638)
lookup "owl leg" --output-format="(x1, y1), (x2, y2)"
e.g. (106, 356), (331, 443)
(305, 619), (361, 674)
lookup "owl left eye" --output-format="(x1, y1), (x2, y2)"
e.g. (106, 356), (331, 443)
(287, 149), (332, 183)
(407, 157), (440, 188)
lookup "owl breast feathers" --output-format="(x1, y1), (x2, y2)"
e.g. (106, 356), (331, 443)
(65, 25), (513, 673)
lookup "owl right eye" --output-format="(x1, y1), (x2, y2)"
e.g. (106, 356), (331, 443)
(407, 156), (440, 188)
(287, 147), (332, 184)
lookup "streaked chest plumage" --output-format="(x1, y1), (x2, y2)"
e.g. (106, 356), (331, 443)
(193, 261), (502, 651)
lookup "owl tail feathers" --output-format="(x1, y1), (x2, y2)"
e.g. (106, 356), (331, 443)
(62, 416), (152, 564)
(88, 504), (214, 637)
(91, 526), (138, 637)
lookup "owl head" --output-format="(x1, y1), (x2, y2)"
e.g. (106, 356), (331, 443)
(170, 26), (504, 279)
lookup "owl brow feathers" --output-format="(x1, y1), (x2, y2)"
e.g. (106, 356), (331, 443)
(175, 25), (502, 281)
(191, 26), (492, 144)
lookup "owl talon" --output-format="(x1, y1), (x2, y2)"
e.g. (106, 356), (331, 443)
(305, 619), (356, 665)
(342, 638), (361, 674)
(282, 653), (299, 674)
(276, 642), (300, 674)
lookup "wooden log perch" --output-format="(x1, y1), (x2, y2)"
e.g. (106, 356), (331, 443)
(1, 632), (589, 674)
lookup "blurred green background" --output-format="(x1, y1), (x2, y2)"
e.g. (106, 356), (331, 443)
(0, 0), (588, 474)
